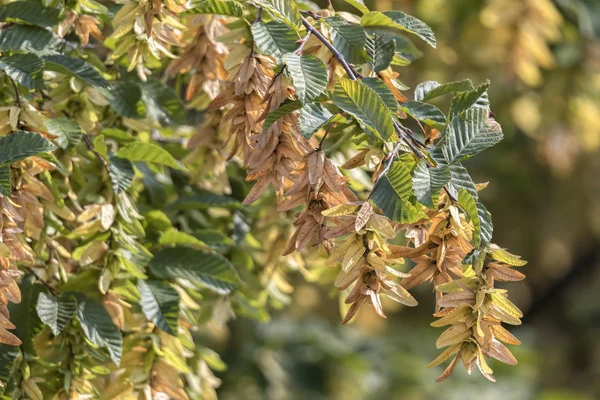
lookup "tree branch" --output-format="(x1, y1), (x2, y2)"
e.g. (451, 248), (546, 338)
(25, 267), (56, 295)
(301, 16), (356, 80)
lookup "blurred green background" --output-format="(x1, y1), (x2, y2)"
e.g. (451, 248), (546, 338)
(210, 1), (600, 398)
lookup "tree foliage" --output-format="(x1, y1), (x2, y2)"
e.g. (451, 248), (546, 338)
(0, 0), (528, 397)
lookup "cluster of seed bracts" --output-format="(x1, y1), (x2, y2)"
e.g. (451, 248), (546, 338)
(323, 201), (418, 323)
(208, 48), (357, 256)
(428, 245), (526, 382)
(0, 158), (55, 346)
(110, 0), (188, 80)
(165, 15), (229, 110)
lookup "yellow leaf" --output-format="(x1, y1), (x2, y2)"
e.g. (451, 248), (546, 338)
(427, 343), (462, 368)
(436, 324), (472, 349)
(322, 203), (360, 217)
(431, 305), (471, 327)
(488, 244), (527, 266)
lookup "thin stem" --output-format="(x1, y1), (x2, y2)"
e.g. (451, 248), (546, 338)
(395, 122), (427, 149)
(443, 186), (458, 202)
(255, 7), (263, 23)
(83, 134), (110, 171)
(301, 16), (356, 80)
(366, 141), (403, 200)
(8, 77), (21, 108)
(415, 120), (427, 136)
(300, 10), (323, 19)
(294, 30), (312, 55)
(25, 267), (56, 295)
(318, 123), (334, 150)
(393, 120), (428, 161)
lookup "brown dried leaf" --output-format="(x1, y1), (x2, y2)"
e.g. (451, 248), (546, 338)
(438, 291), (476, 308)
(355, 201), (373, 232)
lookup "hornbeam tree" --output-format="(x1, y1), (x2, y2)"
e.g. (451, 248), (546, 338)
(0, 0), (527, 396)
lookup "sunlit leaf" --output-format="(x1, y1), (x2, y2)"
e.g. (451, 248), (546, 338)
(412, 160), (450, 208)
(74, 294), (123, 365)
(0, 131), (56, 165)
(333, 77), (395, 140)
(251, 21), (298, 59)
(117, 143), (186, 171)
(36, 293), (77, 336)
(188, 0), (244, 16)
(43, 55), (109, 88)
(149, 247), (239, 295)
(282, 54), (328, 104)
(138, 280), (180, 336)
(0, 1), (61, 28)
(0, 53), (44, 89)
(361, 11), (436, 48)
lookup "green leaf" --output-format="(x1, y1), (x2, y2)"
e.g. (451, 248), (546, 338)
(441, 107), (503, 164)
(400, 100), (446, 130)
(414, 79), (474, 102)
(0, 24), (63, 55)
(139, 79), (185, 124)
(361, 11), (436, 48)
(159, 229), (207, 248)
(0, 53), (44, 89)
(107, 81), (146, 119)
(447, 164), (478, 200)
(263, 99), (302, 132)
(188, 0), (244, 17)
(412, 160), (450, 207)
(343, 0), (369, 14)
(36, 293), (77, 336)
(457, 193), (494, 248)
(0, 344), (19, 394)
(253, 0), (301, 29)
(387, 159), (415, 201)
(448, 81), (490, 118)
(361, 77), (398, 113)
(372, 157), (427, 223)
(137, 162), (168, 209)
(74, 294), (123, 365)
(117, 143), (186, 171)
(138, 279), (180, 336)
(45, 117), (83, 149)
(8, 276), (45, 355)
(458, 189), (481, 246)
(263, 99), (342, 139)
(477, 202), (493, 247)
(149, 247), (239, 295)
(0, 131), (56, 165)
(282, 54), (328, 104)
(0, 166), (10, 196)
(372, 175), (426, 223)
(366, 34), (395, 73)
(251, 21), (298, 59)
(108, 154), (135, 194)
(325, 17), (369, 65)
(298, 103), (337, 139)
(332, 78), (395, 140)
(43, 55), (109, 88)
(0, 1), (61, 28)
